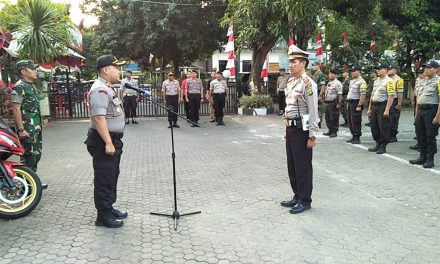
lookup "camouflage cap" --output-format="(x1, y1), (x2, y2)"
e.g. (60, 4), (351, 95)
(16, 60), (39, 71)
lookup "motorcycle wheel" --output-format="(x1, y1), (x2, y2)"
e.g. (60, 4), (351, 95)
(0, 166), (43, 219)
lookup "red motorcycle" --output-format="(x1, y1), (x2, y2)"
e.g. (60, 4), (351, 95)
(0, 117), (42, 219)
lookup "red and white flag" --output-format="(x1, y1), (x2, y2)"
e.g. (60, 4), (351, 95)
(340, 32), (348, 49)
(288, 37), (295, 50)
(261, 56), (268, 81)
(224, 24), (235, 76)
(315, 32), (323, 60)
(370, 39), (377, 55)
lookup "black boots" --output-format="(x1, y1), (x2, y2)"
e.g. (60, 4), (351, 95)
(376, 144), (387, 154)
(323, 131), (332, 136)
(131, 118), (138, 124)
(95, 210), (123, 228)
(173, 121), (180, 128)
(410, 153), (434, 168)
(351, 136), (361, 144)
(346, 137), (354, 143)
(329, 132), (337, 138)
(423, 159), (435, 168)
(368, 142), (380, 152)
(215, 117), (225, 126)
(409, 153), (427, 165)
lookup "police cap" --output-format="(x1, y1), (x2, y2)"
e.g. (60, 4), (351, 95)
(350, 65), (362, 72)
(415, 67), (424, 73)
(377, 63), (389, 70)
(96, 54), (126, 70)
(288, 44), (310, 60)
(423, 60), (440, 68)
(329, 67), (340, 74)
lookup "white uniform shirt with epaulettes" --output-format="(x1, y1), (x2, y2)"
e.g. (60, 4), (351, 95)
(390, 74), (404, 99)
(324, 79), (343, 101)
(277, 76), (289, 92)
(210, 79), (227, 94)
(162, 79), (180, 96)
(285, 73), (320, 137)
(414, 77), (425, 95)
(347, 76), (367, 100)
(121, 77), (139, 96)
(186, 79), (203, 94)
(88, 77), (125, 133)
(417, 75), (440, 104)
(371, 76), (396, 102)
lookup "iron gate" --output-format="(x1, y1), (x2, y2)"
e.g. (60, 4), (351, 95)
(49, 81), (238, 119)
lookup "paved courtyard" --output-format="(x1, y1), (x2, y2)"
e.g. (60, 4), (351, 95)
(0, 110), (439, 264)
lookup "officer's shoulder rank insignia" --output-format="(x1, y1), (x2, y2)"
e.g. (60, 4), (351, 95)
(304, 78), (313, 95)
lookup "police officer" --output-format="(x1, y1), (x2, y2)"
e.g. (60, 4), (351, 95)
(207, 71), (217, 122)
(388, 65), (405, 142)
(84, 54), (127, 228)
(277, 68), (288, 115)
(409, 67), (425, 150)
(210, 71), (228, 126)
(121, 70), (139, 124)
(409, 61), (440, 168)
(280, 45), (319, 214)
(185, 71), (204, 127)
(322, 68), (343, 138)
(162, 72), (181, 128)
(180, 71), (191, 121)
(346, 65), (367, 144)
(367, 64), (396, 154)
(11, 60), (48, 189)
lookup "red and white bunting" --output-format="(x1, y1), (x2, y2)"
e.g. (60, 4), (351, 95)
(315, 32), (323, 60)
(288, 37), (295, 51)
(225, 25), (235, 77)
(370, 39), (377, 55)
(261, 56), (268, 81)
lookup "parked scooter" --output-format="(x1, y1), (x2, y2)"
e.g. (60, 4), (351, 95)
(0, 117), (43, 219)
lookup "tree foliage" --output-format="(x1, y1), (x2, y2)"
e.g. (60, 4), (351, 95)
(81, 0), (226, 75)
(0, 0), (73, 64)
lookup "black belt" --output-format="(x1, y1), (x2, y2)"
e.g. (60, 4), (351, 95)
(166, 94), (178, 97)
(418, 104), (438, 110)
(372, 101), (387, 106)
(346, 99), (359, 102)
(325, 100), (337, 103)
(124, 94), (137, 97)
(89, 128), (123, 139)
(214, 92), (225, 95)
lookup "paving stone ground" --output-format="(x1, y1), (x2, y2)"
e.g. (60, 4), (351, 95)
(0, 110), (439, 264)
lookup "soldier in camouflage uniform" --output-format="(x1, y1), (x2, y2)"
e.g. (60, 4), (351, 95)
(312, 62), (326, 128)
(340, 69), (350, 127)
(365, 70), (378, 126)
(11, 60), (43, 173)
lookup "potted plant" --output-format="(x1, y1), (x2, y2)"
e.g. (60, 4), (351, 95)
(238, 95), (274, 115)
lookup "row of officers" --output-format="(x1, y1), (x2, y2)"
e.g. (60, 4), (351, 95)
(296, 60), (440, 169)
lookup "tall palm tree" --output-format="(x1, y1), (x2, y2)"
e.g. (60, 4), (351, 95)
(12, 0), (73, 64)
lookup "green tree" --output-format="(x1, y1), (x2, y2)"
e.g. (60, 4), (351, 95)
(81, 0), (226, 76)
(0, 0), (73, 64)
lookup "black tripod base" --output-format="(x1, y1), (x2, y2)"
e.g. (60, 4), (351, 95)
(150, 210), (201, 230)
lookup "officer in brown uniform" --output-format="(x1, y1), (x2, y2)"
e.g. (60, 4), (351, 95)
(409, 61), (440, 168)
(322, 68), (343, 138)
(367, 64), (396, 154)
(280, 45), (319, 214)
(409, 67), (426, 150)
(162, 72), (181, 128)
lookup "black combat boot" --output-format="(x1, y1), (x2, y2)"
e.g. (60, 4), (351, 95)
(95, 210), (123, 228)
(329, 132), (337, 138)
(215, 117), (221, 126)
(389, 136), (397, 143)
(346, 137), (354, 143)
(323, 131), (332, 136)
(409, 153), (427, 165)
(125, 118), (129, 124)
(220, 117), (225, 126)
(351, 136), (361, 144)
(368, 142), (380, 152)
(423, 154), (434, 168)
(376, 144), (387, 154)
(131, 118), (138, 124)
(173, 121), (180, 128)
(409, 144), (419, 150)
(168, 121), (173, 128)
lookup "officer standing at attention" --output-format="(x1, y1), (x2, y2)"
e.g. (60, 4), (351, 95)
(409, 67), (426, 150)
(11, 60), (48, 189)
(367, 64), (396, 154)
(388, 65), (405, 142)
(84, 54), (127, 228)
(322, 68), (343, 138)
(312, 62), (326, 128)
(409, 61), (440, 168)
(207, 71), (217, 122)
(365, 70), (378, 127)
(345, 65), (367, 144)
(180, 71), (191, 121)
(340, 68), (350, 127)
(210, 71), (228, 126)
(162, 72), (181, 128)
(277, 68), (288, 115)
(185, 71), (204, 127)
(280, 45), (319, 214)
(121, 70), (139, 124)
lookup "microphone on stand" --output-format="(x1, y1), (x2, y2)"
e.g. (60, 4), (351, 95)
(124, 83), (145, 94)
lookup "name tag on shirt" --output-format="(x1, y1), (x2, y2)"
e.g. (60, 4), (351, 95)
(113, 97), (122, 106)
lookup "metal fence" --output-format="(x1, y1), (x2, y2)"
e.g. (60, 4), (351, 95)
(49, 81), (238, 119)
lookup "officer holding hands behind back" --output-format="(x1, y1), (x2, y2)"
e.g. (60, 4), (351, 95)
(84, 55), (128, 228)
(280, 45), (319, 214)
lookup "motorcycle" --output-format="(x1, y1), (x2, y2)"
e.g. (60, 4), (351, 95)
(0, 117), (43, 219)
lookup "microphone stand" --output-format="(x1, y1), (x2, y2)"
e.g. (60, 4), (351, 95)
(125, 84), (201, 230)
